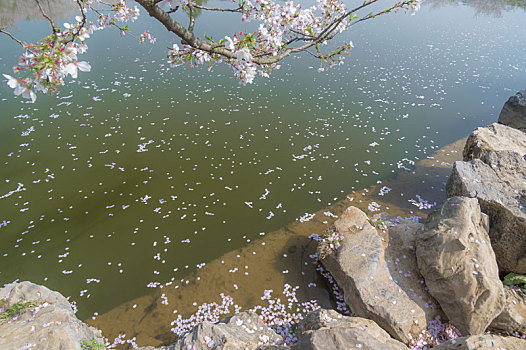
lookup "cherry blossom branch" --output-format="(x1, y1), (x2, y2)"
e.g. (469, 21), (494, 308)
(1, 0), (143, 102)
(138, 0), (326, 65)
(2, 0), (423, 102)
(190, 3), (243, 13)
(188, 4), (196, 32)
(60, 0), (89, 46)
(35, 0), (58, 33)
(0, 28), (24, 48)
(137, 0), (237, 58)
(292, 0), (420, 57)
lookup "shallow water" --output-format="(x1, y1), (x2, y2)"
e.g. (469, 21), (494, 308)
(91, 136), (466, 346)
(0, 0), (525, 337)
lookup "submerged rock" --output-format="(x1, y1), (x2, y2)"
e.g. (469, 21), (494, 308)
(462, 123), (526, 160)
(446, 150), (526, 273)
(415, 197), (505, 335)
(172, 311), (282, 350)
(489, 286), (526, 336)
(318, 206), (442, 344)
(498, 90), (526, 132)
(432, 334), (526, 350)
(292, 309), (408, 350)
(0, 281), (104, 350)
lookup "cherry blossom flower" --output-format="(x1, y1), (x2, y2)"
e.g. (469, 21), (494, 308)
(139, 31), (156, 44)
(224, 36), (235, 50)
(3, 74), (19, 90)
(64, 61), (92, 79)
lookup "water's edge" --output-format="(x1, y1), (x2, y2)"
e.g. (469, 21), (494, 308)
(88, 136), (466, 346)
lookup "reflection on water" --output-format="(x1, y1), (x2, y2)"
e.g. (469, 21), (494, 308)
(0, 0), (78, 27)
(426, 0), (526, 17)
(0, 0), (524, 29)
(1, 0), (524, 29)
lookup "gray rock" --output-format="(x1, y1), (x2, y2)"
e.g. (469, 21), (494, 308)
(172, 311), (282, 350)
(446, 151), (526, 273)
(489, 286), (526, 336)
(318, 206), (442, 344)
(292, 309), (408, 350)
(416, 197), (505, 335)
(433, 334), (526, 350)
(462, 123), (526, 160)
(498, 90), (526, 132)
(0, 281), (104, 350)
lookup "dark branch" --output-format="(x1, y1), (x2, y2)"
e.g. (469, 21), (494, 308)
(167, 6), (180, 14)
(191, 3), (243, 13)
(35, 0), (58, 33)
(188, 4), (195, 32)
(0, 28), (25, 47)
(135, 0), (236, 59)
(135, 0), (417, 66)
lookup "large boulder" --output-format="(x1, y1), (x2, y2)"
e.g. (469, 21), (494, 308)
(489, 286), (526, 336)
(318, 206), (442, 344)
(172, 311), (282, 350)
(291, 309), (408, 350)
(498, 90), (526, 132)
(432, 334), (526, 350)
(446, 151), (526, 273)
(415, 197), (505, 335)
(462, 123), (526, 160)
(0, 281), (104, 350)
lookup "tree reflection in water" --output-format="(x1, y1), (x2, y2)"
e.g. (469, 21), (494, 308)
(0, 0), (213, 28)
(0, 0), (79, 27)
(426, 0), (526, 17)
(1, 0), (524, 30)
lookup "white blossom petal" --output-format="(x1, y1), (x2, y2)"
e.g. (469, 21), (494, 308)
(224, 36), (235, 50)
(77, 61), (91, 72)
(3, 74), (19, 89)
(64, 63), (78, 78)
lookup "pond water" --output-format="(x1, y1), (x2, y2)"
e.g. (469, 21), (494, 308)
(0, 0), (525, 343)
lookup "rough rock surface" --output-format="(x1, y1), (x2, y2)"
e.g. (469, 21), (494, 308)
(291, 309), (408, 350)
(318, 206), (442, 344)
(172, 311), (282, 350)
(462, 123), (526, 160)
(380, 213), (448, 320)
(0, 281), (104, 350)
(446, 150), (526, 273)
(489, 286), (526, 336)
(498, 90), (526, 132)
(415, 197), (505, 335)
(433, 334), (526, 350)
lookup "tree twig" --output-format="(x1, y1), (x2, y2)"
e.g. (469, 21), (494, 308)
(0, 28), (25, 48)
(35, 0), (58, 33)
(191, 3), (242, 13)
(188, 4), (195, 32)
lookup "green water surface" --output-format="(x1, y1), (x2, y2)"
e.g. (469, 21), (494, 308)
(0, 0), (525, 319)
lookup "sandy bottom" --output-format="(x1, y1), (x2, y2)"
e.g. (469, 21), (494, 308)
(89, 138), (465, 347)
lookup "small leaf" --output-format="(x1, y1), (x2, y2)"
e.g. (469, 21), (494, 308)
(503, 273), (526, 287)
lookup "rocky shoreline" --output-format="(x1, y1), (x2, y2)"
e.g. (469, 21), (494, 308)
(1, 90), (525, 349)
